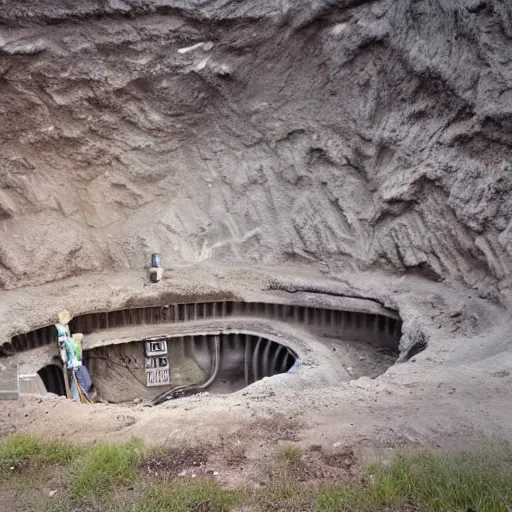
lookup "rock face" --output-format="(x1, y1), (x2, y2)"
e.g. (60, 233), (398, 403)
(0, 0), (511, 298)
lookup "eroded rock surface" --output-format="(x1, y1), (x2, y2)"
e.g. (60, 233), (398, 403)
(0, 0), (511, 298)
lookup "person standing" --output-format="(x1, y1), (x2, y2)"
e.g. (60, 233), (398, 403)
(55, 310), (93, 403)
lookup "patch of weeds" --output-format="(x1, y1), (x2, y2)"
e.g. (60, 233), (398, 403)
(4, 435), (512, 512)
(256, 478), (314, 511)
(317, 483), (380, 511)
(130, 478), (246, 512)
(0, 434), (78, 475)
(72, 439), (144, 499)
(317, 446), (512, 512)
(378, 447), (512, 512)
(277, 444), (303, 462)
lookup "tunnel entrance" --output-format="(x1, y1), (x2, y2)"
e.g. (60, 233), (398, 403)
(37, 364), (66, 396)
(5, 297), (409, 404)
(85, 333), (297, 404)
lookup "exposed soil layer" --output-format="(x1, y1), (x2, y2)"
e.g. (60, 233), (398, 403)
(0, 0), (510, 302)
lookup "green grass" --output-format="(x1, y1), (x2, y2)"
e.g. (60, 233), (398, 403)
(130, 479), (246, 512)
(72, 440), (144, 498)
(317, 448), (512, 512)
(1, 435), (512, 512)
(71, 439), (145, 499)
(0, 434), (78, 474)
(256, 478), (315, 511)
(277, 444), (304, 461)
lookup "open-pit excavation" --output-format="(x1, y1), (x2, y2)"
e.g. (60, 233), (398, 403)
(0, 2), (512, 507)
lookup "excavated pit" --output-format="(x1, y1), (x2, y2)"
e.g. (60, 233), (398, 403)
(5, 299), (404, 403)
(86, 333), (298, 403)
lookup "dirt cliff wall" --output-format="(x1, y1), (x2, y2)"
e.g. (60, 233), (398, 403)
(0, 0), (511, 299)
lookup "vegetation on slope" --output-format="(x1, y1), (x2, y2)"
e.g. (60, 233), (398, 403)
(0, 435), (511, 511)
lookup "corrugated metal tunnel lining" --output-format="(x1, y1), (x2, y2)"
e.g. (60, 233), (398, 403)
(84, 332), (297, 403)
(4, 299), (405, 402)
(5, 300), (402, 355)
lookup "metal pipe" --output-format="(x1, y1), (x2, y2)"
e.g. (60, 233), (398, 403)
(152, 334), (221, 405)
(194, 335), (221, 391)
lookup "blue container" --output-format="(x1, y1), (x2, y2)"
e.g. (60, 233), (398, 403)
(151, 253), (161, 268)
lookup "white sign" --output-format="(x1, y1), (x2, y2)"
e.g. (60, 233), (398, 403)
(143, 336), (170, 387)
(145, 338), (168, 357)
(146, 367), (170, 387)
(145, 355), (169, 369)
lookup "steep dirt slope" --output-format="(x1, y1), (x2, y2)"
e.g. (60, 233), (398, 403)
(0, 0), (511, 298)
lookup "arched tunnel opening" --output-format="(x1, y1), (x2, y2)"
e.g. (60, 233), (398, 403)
(5, 299), (409, 404)
(84, 332), (297, 404)
(37, 364), (66, 397)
